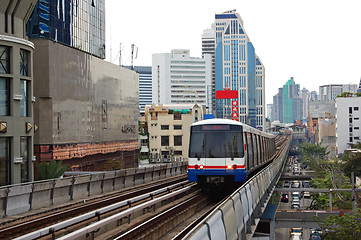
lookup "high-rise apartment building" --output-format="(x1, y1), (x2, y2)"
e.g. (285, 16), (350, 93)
(319, 84), (358, 101)
(214, 10), (265, 130)
(335, 96), (361, 154)
(125, 66), (152, 111)
(1, 0), (38, 186)
(27, 0), (105, 58)
(201, 26), (215, 114)
(152, 49), (212, 112)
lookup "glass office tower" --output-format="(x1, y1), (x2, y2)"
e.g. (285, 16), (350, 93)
(27, 0), (105, 59)
(214, 10), (265, 130)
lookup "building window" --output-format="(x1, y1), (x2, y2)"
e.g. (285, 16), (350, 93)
(349, 118), (353, 123)
(349, 107), (352, 114)
(20, 49), (30, 76)
(161, 136), (169, 146)
(0, 78), (10, 116)
(161, 125), (169, 130)
(0, 138), (11, 186)
(151, 112), (158, 120)
(174, 125), (182, 130)
(174, 114), (182, 120)
(161, 151), (169, 157)
(20, 80), (30, 117)
(0, 46), (10, 74)
(174, 150), (182, 156)
(349, 137), (353, 142)
(174, 136), (182, 146)
(354, 107), (359, 111)
(20, 137), (30, 183)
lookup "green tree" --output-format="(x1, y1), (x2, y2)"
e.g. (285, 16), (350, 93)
(36, 159), (68, 180)
(299, 142), (328, 159)
(342, 142), (361, 178)
(315, 212), (361, 240)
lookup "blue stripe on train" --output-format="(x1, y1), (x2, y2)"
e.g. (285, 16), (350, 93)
(187, 169), (248, 182)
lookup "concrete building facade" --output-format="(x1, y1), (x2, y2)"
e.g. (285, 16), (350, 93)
(152, 49), (212, 112)
(308, 100), (337, 157)
(0, 0), (38, 186)
(214, 10), (265, 130)
(32, 39), (139, 171)
(144, 104), (205, 162)
(335, 96), (361, 154)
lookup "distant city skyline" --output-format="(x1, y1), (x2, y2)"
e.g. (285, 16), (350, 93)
(105, 0), (361, 105)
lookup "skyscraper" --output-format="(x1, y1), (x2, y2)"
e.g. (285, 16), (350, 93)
(272, 77), (303, 124)
(319, 84), (358, 101)
(152, 49), (212, 111)
(27, 0), (105, 58)
(214, 10), (265, 130)
(125, 66), (152, 111)
(201, 26), (215, 114)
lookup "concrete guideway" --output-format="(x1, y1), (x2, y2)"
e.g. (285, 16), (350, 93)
(183, 137), (292, 240)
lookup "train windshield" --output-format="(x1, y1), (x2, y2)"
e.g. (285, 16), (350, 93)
(189, 125), (244, 158)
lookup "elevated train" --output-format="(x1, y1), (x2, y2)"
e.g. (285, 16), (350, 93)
(187, 119), (276, 186)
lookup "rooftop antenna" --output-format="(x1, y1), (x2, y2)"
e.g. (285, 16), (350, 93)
(131, 44), (138, 70)
(109, 26), (112, 62)
(119, 43), (122, 66)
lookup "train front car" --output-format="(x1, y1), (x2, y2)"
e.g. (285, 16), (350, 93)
(187, 119), (246, 187)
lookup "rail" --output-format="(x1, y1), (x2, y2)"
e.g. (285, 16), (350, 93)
(0, 162), (187, 218)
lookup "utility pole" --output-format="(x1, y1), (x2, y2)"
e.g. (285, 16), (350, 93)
(352, 172), (356, 211)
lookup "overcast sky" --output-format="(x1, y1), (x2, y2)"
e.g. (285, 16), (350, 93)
(105, 0), (361, 104)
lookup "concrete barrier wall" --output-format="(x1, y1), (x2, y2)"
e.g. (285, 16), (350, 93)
(0, 162), (187, 218)
(186, 141), (291, 240)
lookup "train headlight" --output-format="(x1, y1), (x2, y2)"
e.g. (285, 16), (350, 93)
(199, 165), (204, 169)
(194, 164), (199, 170)
(227, 164), (232, 170)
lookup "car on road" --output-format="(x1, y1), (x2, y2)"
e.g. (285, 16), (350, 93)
(291, 203), (300, 209)
(303, 181), (310, 188)
(284, 180), (290, 187)
(292, 191), (300, 199)
(281, 192), (289, 202)
(303, 191), (311, 198)
(290, 228), (303, 239)
(292, 181), (300, 188)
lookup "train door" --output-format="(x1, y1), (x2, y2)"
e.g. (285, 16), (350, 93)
(252, 134), (257, 168)
(246, 132), (253, 170)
